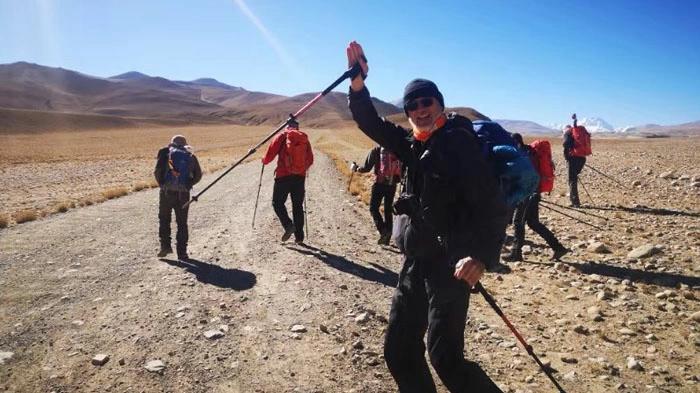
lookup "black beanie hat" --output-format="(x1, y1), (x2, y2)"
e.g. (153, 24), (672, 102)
(403, 78), (444, 115)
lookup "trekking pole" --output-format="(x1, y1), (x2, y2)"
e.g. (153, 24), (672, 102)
(578, 178), (596, 206)
(475, 282), (567, 393)
(540, 200), (608, 221)
(347, 170), (355, 191)
(304, 173), (309, 241)
(541, 204), (605, 230)
(585, 164), (627, 188)
(251, 163), (265, 229)
(183, 61), (367, 208)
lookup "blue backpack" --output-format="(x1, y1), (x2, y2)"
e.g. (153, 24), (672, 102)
(470, 120), (539, 208)
(164, 146), (192, 190)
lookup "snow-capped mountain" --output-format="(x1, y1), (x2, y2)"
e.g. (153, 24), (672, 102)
(551, 117), (633, 133)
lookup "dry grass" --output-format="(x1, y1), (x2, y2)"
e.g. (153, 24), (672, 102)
(52, 201), (73, 213)
(133, 180), (158, 192)
(102, 186), (130, 200)
(13, 209), (37, 224)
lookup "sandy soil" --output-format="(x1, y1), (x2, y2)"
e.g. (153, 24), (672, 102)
(1, 138), (699, 393)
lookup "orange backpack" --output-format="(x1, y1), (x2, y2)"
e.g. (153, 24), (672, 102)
(571, 126), (592, 157)
(282, 129), (310, 175)
(529, 140), (555, 193)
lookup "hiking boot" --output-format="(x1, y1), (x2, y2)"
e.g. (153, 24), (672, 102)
(177, 252), (189, 261)
(491, 262), (512, 274)
(294, 238), (304, 245)
(551, 247), (570, 261)
(157, 246), (173, 258)
(502, 251), (523, 262)
(281, 224), (295, 242)
(377, 230), (392, 245)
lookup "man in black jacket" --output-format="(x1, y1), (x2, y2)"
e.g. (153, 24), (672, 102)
(154, 135), (203, 260)
(351, 145), (401, 245)
(346, 41), (508, 393)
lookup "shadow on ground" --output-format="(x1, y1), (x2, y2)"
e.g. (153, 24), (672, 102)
(161, 258), (257, 290)
(520, 259), (700, 288)
(286, 243), (398, 288)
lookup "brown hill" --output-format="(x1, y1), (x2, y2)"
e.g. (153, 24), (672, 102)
(0, 62), (404, 131)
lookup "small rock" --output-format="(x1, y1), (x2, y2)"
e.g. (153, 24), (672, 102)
(627, 244), (661, 259)
(91, 354), (109, 366)
(588, 242), (611, 253)
(145, 360), (166, 372)
(0, 352), (15, 365)
(626, 357), (644, 371)
(204, 330), (224, 339)
(355, 312), (370, 324)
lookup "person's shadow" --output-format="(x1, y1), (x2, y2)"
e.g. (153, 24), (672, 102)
(161, 257), (256, 291)
(286, 243), (398, 288)
(520, 259), (700, 288)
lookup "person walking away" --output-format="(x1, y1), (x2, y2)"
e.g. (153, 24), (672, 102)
(504, 134), (569, 262)
(346, 41), (508, 393)
(261, 119), (314, 243)
(154, 135), (202, 260)
(563, 113), (591, 207)
(351, 146), (401, 245)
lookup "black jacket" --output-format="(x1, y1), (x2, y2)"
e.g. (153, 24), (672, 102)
(348, 87), (507, 269)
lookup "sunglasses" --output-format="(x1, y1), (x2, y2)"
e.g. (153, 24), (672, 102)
(405, 97), (435, 112)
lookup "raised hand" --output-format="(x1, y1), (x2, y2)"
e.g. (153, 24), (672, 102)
(346, 41), (369, 92)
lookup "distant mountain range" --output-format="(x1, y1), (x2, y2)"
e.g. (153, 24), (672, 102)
(1, 61), (698, 136)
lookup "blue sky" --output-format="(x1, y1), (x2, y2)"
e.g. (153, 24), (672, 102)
(2, 0), (699, 127)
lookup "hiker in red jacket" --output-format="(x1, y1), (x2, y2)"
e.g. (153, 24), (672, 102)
(261, 120), (314, 243)
(563, 113), (590, 207)
(352, 146), (402, 245)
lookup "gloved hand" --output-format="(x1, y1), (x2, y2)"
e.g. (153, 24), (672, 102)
(571, 113), (577, 120)
(351, 162), (359, 172)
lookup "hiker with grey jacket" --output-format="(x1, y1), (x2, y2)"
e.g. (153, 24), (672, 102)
(154, 135), (202, 261)
(346, 40), (508, 393)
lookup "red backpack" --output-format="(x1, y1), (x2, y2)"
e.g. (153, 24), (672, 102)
(377, 147), (400, 185)
(529, 140), (555, 193)
(282, 129), (310, 175)
(571, 126), (592, 157)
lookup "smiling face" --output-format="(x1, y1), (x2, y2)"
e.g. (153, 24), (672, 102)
(406, 96), (443, 131)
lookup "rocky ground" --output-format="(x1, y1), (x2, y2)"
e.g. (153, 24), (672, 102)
(1, 137), (699, 393)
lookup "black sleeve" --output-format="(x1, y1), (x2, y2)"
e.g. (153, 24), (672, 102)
(563, 132), (574, 158)
(189, 154), (203, 186)
(349, 87), (414, 166)
(356, 146), (379, 173)
(154, 147), (168, 186)
(444, 130), (509, 270)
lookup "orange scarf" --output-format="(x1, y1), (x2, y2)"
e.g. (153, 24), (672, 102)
(412, 114), (446, 142)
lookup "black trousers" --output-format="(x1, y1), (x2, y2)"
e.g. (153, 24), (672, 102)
(384, 253), (503, 393)
(158, 189), (190, 254)
(566, 156), (586, 205)
(369, 182), (397, 235)
(272, 175), (305, 241)
(512, 193), (561, 253)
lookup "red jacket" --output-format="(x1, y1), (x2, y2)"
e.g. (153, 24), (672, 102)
(261, 128), (314, 178)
